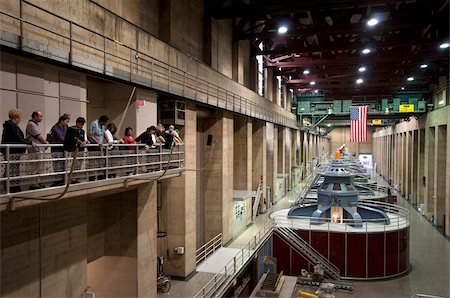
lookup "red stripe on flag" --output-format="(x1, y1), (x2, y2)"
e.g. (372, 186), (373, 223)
(350, 106), (368, 142)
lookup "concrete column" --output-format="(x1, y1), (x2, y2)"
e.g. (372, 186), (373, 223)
(159, 103), (197, 278)
(406, 131), (412, 199)
(446, 124), (450, 236)
(435, 125), (447, 227)
(203, 111), (234, 243)
(425, 127), (435, 216)
(417, 129), (426, 208)
(137, 182), (157, 297)
(267, 124), (278, 204)
(234, 116), (252, 190)
(277, 126), (286, 176)
(411, 131), (418, 205)
(252, 120), (267, 213)
(286, 128), (292, 190)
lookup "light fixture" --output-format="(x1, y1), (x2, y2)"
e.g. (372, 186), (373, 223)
(401, 86), (405, 90)
(358, 66), (366, 72)
(303, 69), (310, 75)
(356, 78), (364, 84)
(314, 89), (319, 93)
(277, 26), (288, 34)
(419, 64), (428, 69)
(439, 42), (449, 49)
(362, 48), (371, 54)
(310, 81), (316, 86)
(407, 76), (414, 81)
(367, 18), (379, 27)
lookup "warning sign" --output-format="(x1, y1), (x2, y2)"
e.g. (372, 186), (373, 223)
(399, 104), (414, 112)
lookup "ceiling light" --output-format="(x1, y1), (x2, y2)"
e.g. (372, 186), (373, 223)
(314, 89), (319, 93)
(358, 66), (366, 72)
(439, 42), (449, 49)
(356, 78), (363, 84)
(362, 48), (371, 54)
(407, 76), (414, 81)
(401, 86), (405, 90)
(278, 26), (288, 34)
(310, 81), (316, 86)
(303, 69), (310, 75)
(367, 18), (379, 27)
(419, 64), (428, 69)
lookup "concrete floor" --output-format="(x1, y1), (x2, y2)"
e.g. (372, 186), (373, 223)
(162, 172), (450, 298)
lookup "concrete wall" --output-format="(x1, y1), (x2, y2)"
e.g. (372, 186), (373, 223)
(329, 127), (374, 156)
(373, 106), (450, 237)
(0, 52), (87, 133)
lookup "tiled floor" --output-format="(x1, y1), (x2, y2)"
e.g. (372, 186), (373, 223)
(162, 174), (450, 298)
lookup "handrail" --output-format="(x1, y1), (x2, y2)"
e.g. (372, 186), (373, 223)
(411, 294), (448, 298)
(0, 143), (184, 197)
(0, 0), (297, 128)
(196, 233), (223, 266)
(193, 221), (274, 298)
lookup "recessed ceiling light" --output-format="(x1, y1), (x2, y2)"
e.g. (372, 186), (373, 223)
(362, 48), (371, 54)
(303, 70), (310, 75)
(401, 87), (405, 90)
(419, 64), (428, 69)
(278, 26), (288, 34)
(356, 78), (364, 84)
(314, 89), (319, 93)
(358, 66), (366, 72)
(310, 81), (316, 86)
(439, 42), (449, 49)
(367, 18), (379, 26)
(407, 76), (414, 81)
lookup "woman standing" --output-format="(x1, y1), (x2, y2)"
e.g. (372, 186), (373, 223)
(49, 113), (70, 152)
(123, 127), (136, 151)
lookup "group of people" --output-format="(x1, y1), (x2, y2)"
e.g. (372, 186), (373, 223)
(1, 108), (184, 191)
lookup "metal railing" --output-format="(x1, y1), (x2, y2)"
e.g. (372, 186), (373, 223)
(196, 233), (223, 266)
(0, 143), (184, 198)
(411, 295), (448, 298)
(282, 200), (410, 233)
(0, 0), (297, 128)
(274, 218), (341, 280)
(193, 221), (273, 298)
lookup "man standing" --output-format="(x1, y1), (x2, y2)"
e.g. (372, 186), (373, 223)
(87, 115), (108, 180)
(26, 111), (49, 190)
(88, 115), (109, 149)
(26, 111), (48, 153)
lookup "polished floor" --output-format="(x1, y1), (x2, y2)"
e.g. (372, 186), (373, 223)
(161, 172), (450, 298)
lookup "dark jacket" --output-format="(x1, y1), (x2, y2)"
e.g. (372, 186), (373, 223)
(63, 126), (86, 152)
(1, 120), (32, 155)
(136, 131), (155, 146)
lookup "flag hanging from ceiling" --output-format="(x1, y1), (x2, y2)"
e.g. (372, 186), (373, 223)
(350, 105), (368, 142)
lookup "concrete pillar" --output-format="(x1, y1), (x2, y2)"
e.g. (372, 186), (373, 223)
(234, 116), (252, 190)
(435, 125), (447, 227)
(417, 129), (426, 208)
(425, 127), (435, 216)
(277, 126), (286, 176)
(266, 124), (278, 204)
(159, 103), (197, 278)
(252, 120), (267, 213)
(137, 182), (157, 297)
(203, 111), (234, 243)
(446, 124), (450, 236)
(411, 131), (418, 205)
(286, 128), (292, 190)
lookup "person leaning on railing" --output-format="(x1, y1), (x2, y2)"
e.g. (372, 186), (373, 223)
(1, 108), (37, 193)
(49, 113), (71, 186)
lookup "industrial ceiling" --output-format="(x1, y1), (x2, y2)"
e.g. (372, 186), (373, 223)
(205, 0), (449, 100)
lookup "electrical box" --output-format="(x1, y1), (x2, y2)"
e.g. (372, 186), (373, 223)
(393, 98), (401, 112)
(381, 99), (389, 112)
(342, 100), (352, 113)
(174, 247), (185, 255)
(333, 100), (342, 113)
(418, 101), (426, 112)
(297, 101), (311, 114)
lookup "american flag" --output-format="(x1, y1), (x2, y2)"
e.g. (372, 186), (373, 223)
(350, 106), (368, 142)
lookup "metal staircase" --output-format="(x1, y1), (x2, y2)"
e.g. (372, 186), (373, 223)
(274, 222), (341, 280)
